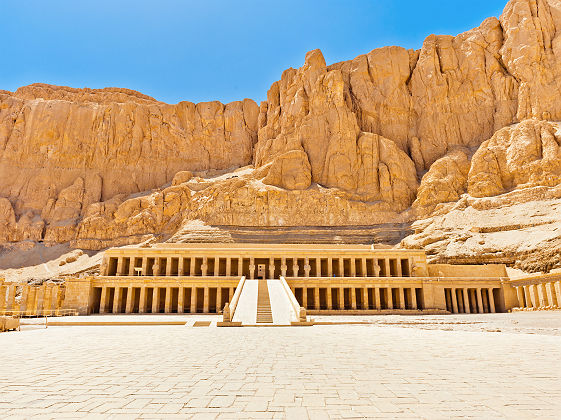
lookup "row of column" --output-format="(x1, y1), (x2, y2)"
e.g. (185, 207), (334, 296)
(444, 287), (497, 314)
(0, 283), (63, 316)
(292, 286), (423, 311)
(106, 255), (413, 278)
(95, 285), (234, 314)
(516, 281), (561, 309)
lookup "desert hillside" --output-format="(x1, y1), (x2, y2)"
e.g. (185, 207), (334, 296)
(1, 0), (561, 274)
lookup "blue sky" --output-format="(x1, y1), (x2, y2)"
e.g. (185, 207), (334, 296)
(1, 0), (507, 104)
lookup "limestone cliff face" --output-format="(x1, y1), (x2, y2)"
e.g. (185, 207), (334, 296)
(2, 0), (561, 274)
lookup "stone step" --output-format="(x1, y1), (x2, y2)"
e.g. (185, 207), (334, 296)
(256, 280), (273, 323)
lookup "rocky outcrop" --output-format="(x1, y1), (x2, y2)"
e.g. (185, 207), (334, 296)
(2, 0), (561, 275)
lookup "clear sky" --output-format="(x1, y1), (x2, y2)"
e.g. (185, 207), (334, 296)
(1, 0), (507, 105)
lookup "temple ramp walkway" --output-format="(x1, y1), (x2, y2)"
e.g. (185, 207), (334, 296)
(268, 280), (297, 325)
(232, 279), (257, 325)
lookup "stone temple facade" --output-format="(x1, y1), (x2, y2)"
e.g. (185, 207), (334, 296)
(56, 243), (527, 325)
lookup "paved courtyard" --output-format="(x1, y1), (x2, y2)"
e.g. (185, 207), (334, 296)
(1, 313), (561, 419)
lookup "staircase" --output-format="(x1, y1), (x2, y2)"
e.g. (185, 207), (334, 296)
(256, 280), (273, 323)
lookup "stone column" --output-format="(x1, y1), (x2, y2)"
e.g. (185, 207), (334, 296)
(516, 286), (525, 307)
(139, 287), (147, 313)
(303, 287), (308, 308)
(217, 287), (222, 312)
(166, 257), (173, 276)
(339, 258), (344, 277)
(399, 288), (405, 310)
(129, 259), (136, 276)
(116, 257), (124, 276)
(203, 287), (209, 313)
(226, 258), (232, 277)
(113, 288), (121, 314)
(315, 259), (321, 278)
(0, 284), (7, 313)
(314, 288), (320, 310)
(374, 262), (381, 277)
(178, 259), (184, 276)
(530, 285), (539, 308)
(202, 257), (208, 276)
(152, 288), (159, 313)
(488, 288), (496, 313)
(411, 288), (418, 310)
(476, 288), (484, 313)
(362, 288), (368, 310)
(99, 287), (108, 314)
(554, 281), (561, 306)
(269, 258), (276, 279)
(387, 287), (393, 309)
(19, 286), (29, 315)
(125, 287), (134, 313)
(546, 283), (557, 306)
(153, 261), (160, 276)
(213, 258), (219, 277)
(238, 258), (243, 277)
(375, 287), (381, 309)
(304, 258), (311, 278)
(463, 288), (471, 314)
(249, 258), (255, 279)
(361, 258), (367, 278)
(141, 257), (148, 276)
(339, 287), (345, 309)
(164, 287), (172, 313)
(36, 285), (47, 315)
(350, 259), (356, 277)
(384, 259), (390, 277)
(538, 283), (548, 307)
(327, 258), (333, 276)
(351, 287), (357, 310)
(397, 260), (402, 277)
(190, 287), (197, 313)
(281, 258), (287, 277)
(327, 288), (333, 310)
(178, 287), (184, 313)
(523, 285), (532, 309)
(451, 288), (458, 314)
(190, 258), (196, 277)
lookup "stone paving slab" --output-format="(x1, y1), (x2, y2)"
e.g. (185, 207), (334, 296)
(2, 313), (561, 419)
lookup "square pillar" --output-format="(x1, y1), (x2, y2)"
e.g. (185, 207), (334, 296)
(116, 257), (124, 276)
(214, 258), (220, 277)
(217, 287), (222, 312)
(339, 258), (344, 277)
(451, 288), (458, 313)
(152, 288), (159, 313)
(113, 288), (121, 314)
(538, 283), (548, 307)
(238, 258), (243, 277)
(164, 287), (172, 313)
(178, 259), (184, 276)
(523, 286), (532, 308)
(362, 288), (368, 310)
(387, 287), (393, 309)
(361, 258), (367, 278)
(281, 258), (287, 277)
(397, 260), (402, 277)
(190, 287), (197, 313)
(141, 257), (148, 276)
(125, 287), (134, 313)
(384, 259), (390, 277)
(411, 288), (417, 310)
(139, 287), (147, 313)
(351, 287), (357, 310)
(327, 287), (332, 310)
(129, 259), (136, 276)
(226, 258), (232, 277)
(166, 257), (173, 276)
(203, 287), (209, 313)
(202, 257), (208, 276)
(339, 287), (344, 309)
(374, 287), (381, 310)
(327, 258), (333, 276)
(516, 286), (525, 307)
(350, 259), (356, 277)
(303, 287), (308, 309)
(554, 281), (561, 305)
(249, 258), (255, 279)
(269, 258), (276, 279)
(315, 259), (321, 278)
(399, 287), (405, 310)
(545, 283), (557, 306)
(178, 287), (184, 313)
(190, 258), (196, 277)
(99, 287), (108, 314)
(488, 288), (496, 313)
(0, 284), (7, 313)
(463, 288), (471, 314)
(314, 287), (320, 310)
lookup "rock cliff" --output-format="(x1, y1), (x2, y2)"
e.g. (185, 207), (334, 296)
(2, 0), (561, 273)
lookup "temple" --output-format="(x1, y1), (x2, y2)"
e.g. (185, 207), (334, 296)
(45, 243), (529, 325)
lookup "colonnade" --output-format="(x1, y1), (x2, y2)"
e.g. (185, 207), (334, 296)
(444, 287), (499, 313)
(91, 285), (234, 315)
(0, 282), (64, 316)
(292, 285), (424, 311)
(515, 281), (561, 309)
(104, 255), (414, 278)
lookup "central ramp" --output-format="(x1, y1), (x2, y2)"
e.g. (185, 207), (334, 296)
(226, 278), (307, 326)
